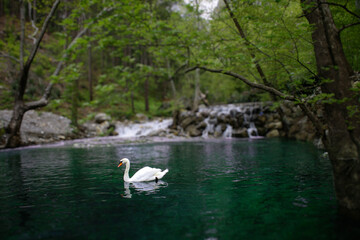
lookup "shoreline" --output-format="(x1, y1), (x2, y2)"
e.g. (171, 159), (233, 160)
(0, 135), (270, 151)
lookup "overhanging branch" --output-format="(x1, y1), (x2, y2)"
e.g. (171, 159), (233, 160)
(185, 66), (296, 101)
(28, 1), (39, 44)
(18, 0), (60, 100)
(184, 65), (327, 141)
(24, 0), (60, 71)
(319, 1), (360, 19)
(339, 21), (360, 33)
(0, 53), (20, 63)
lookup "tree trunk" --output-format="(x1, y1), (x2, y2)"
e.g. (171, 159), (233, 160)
(5, 101), (26, 148)
(19, 0), (25, 70)
(88, 35), (93, 101)
(167, 59), (177, 99)
(302, 0), (360, 218)
(5, 0), (60, 148)
(0, 0), (3, 17)
(131, 91), (135, 114)
(192, 68), (200, 112)
(144, 77), (149, 112)
(142, 46), (150, 112)
(4, 2), (114, 148)
(223, 0), (271, 88)
(71, 76), (79, 128)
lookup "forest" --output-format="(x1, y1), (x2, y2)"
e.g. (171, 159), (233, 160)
(1, 0), (360, 217)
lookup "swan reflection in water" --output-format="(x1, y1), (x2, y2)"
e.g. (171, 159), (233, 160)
(122, 181), (168, 198)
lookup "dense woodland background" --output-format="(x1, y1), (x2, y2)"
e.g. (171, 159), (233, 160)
(1, 0), (358, 126)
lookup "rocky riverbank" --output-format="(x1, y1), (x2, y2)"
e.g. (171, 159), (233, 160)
(169, 101), (322, 146)
(0, 110), (75, 146)
(0, 101), (322, 148)
(0, 110), (117, 147)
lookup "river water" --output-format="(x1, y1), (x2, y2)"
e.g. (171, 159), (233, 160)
(0, 139), (359, 239)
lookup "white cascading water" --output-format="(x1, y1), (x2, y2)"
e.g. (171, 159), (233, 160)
(223, 125), (233, 138)
(116, 118), (172, 138)
(115, 103), (265, 139)
(247, 122), (259, 138)
(199, 103), (263, 139)
(202, 117), (215, 138)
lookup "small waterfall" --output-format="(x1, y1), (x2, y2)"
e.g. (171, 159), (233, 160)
(116, 119), (172, 138)
(244, 108), (253, 124)
(247, 122), (259, 138)
(196, 102), (268, 139)
(202, 117), (215, 138)
(223, 125), (233, 138)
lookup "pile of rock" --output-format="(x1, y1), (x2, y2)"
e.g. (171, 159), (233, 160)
(0, 101), (320, 147)
(170, 101), (319, 143)
(82, 113), (117, 137)
(0, 111), (118, 146)
(0, 110), (76, 145)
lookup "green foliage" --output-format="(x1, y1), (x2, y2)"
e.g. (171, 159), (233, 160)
(330, 0), (360, 71)
(1, 0), (359, 124)
(0, 85), (13, 110)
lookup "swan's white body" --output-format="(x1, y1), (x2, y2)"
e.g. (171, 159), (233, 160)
(118, 158), (168, 182)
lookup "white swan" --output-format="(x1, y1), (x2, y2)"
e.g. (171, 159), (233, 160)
(117, 158), (169, 182)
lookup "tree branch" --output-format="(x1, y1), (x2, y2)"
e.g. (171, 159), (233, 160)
(319, 1), (360, 19)
(185, 65), (328, 142)
(279, 17), (318, 78)
(28, 1), (39, 44)
(339, 21), (360, 33)
(298, 103), (328, 148)
(185, 65), (296, 101)
(20, 0), (25, 70)
(298, 1), (360, 20)
(18, 0), (60, 100)
(222, 0), (271, 88)
(24, 0), (60, 71)
(25, 6), (115, 110)
(0, 53), (20, 63)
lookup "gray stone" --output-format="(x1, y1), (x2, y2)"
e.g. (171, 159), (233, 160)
(180, 116), (197, 129)
(266, 129), (280, 138)
(0, 110), (74, 145)
(232, 128), (249, 138)
(266, 121), (283, 129)
(185, 124), (202, 137)
(95, 113), (111, 124)
(135, 113), (148, 122)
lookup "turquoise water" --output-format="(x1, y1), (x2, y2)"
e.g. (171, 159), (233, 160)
(0, 139), (359, 239)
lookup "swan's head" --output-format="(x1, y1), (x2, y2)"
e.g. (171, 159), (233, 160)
(118, 158), (129, 167)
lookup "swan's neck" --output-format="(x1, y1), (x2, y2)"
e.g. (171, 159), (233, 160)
(123, 161), (131, 182)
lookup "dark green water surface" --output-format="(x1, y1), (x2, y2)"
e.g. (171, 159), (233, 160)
(0, 139), (359, 239)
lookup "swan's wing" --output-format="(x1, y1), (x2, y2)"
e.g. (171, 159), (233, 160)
(130, 166), (161, 182)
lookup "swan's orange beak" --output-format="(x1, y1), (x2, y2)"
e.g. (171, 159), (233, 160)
(118, 162), (123, 167)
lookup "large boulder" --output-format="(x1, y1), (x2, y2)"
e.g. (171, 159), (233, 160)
(95, 113), (111, 124)
(265, 121), (283, 129)
(170, 101), (320, 144)
(232, 128), (249, 138)
(180, 116), (197, 129)
(0, 110), (75, 145)
(288, 116), (316, 141)
(185, 124), (202, 137)
(266, 129), (280, 138)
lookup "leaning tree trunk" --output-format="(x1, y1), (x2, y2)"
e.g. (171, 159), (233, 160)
(302, 0), (360, 217)
(4, 0), (60, 148)
(5, 101), (26, 148)
(4, 3), (114, 148)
